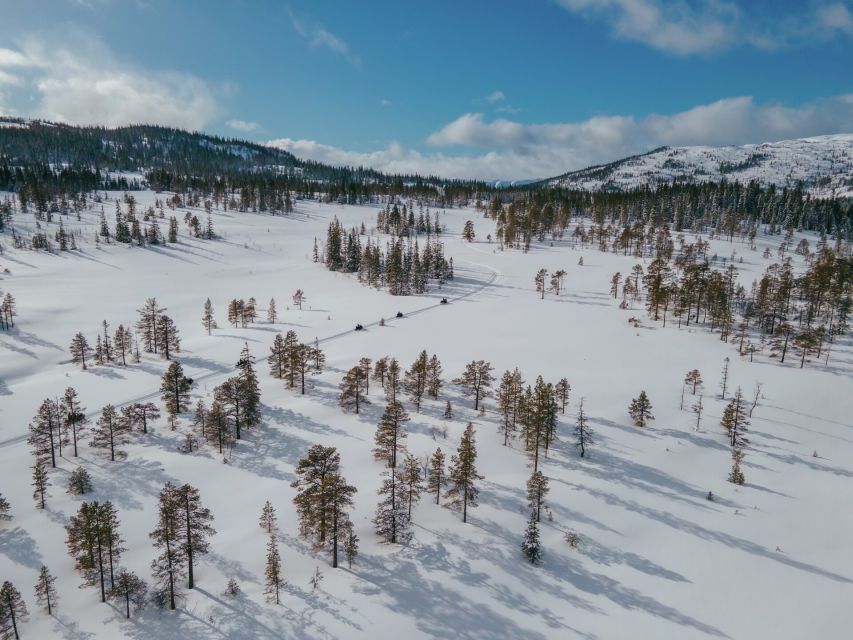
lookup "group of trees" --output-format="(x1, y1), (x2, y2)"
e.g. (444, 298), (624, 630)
(610, 228), (850, 369)
(322, 217), (454, 295)
(268, 331), (325, 395)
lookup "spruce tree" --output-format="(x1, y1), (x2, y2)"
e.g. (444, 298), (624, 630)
(404, 350), (429, 411)
(33, 566), (57, 615)
(344, 528), (359, 569)
(268, 333), (286, 379)
(555, 378), (570, 414)
(156, 314), (180, 360)
(235, 343), (262, 432)
(373, 467), (412, 545)
(446, 423), (483, 523)
(728, 447), (745, 485)
(291, 445), (340, 546)
(67, 468), (93, 495)
(521, 511), (542, 565)
(426, 354), (443, 399)
(267, 298), (277, 323)
(205, 400), (233, 454)
(721, 388), (750, 448)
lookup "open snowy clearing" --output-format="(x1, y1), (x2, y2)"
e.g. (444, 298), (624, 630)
(1, 194), (852, 640)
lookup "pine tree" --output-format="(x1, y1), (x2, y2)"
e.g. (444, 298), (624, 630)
(291, 445), (340, 546)
(721, 388), (750, 448)
(67, 468), (93, 495)
(692, 395), (704, 431)
(34, 566), (57, 615)
(324, 471), (357, 568)
(202, 298), (217, 335)
(205, 400), (233, 455)
(400, 454), (423, 519)
(0, 493), (10, 521)
(108, 570), (147, 619)
(122, 402), (160, 434)
(28, 398), (61, 468)
(628, 391), (654, 428)
(344, 528), (359, 569)
(65, 501), (123, 602)
(150, 483), (185, 610)
(443, 401), (453, 420)
(427, 448), (446, 504)
(267, 298), (277, 323)
(554, 378), (570, 414)
(136, 298), (164, 354)
(264, 535), (283, 604)
(684, 369), (703, 395)
(373, 402), (409, 469)
(535, 268), (548, 299)
(426, 354), (443, 399)
(339, 365), (368, 413)
(31, 459), (49, 509)
(574, 398), (592, 458)
(446, 423), (483, 523)
(404, 350), (429, 411)
(0, 581), (27, 640)
(235, 343), (262, 432)
(293, 289), (306, 310)
(156, 314), (180, 360)
(521, 511), (542, 565)
(372, 357), (388, 389)
(174, 484), (215, 589)
(462, 220), (475, 242)
(160, 362), (194, 427)
(526, 471), (549, 522)
(113, 324), (132, 366)
(69, 332), (91, 369)
(453, 360), (495, 410)
(259, 501), (277, 533)
(91, 404), (131, 461)
(384, 358), (401, 402)
(719, 356), (731, 399)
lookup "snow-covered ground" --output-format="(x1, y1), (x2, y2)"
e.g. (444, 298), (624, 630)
(1, 194), (852, 639)
(548, 134), (853, 198)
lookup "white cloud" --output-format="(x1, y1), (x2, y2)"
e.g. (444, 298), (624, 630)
(288, 9), (361, 67)
(268, 94), (853, 181)
(0, 37), (219, 129)
(486, 90), (505, 103)
(553, 0), (853, 54)
(226, 119), (261, 133)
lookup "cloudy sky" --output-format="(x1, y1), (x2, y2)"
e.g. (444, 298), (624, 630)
(1, 0), (852, 180)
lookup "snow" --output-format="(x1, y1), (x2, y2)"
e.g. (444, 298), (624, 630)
(549, 134), (853, 198)
(1, 194), (852, 639)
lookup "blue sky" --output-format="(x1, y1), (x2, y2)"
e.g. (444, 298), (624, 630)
(1, 0), (852, 179)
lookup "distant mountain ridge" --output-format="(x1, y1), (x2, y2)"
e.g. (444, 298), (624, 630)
(545, 134), (853, 198)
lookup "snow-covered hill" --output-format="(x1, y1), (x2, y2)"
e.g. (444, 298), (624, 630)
(547, 135), (853, 198)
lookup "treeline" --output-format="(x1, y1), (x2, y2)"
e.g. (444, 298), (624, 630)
(482, 179), (852, 248)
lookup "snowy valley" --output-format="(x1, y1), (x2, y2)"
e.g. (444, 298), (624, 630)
(1, 185), (851, 640)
